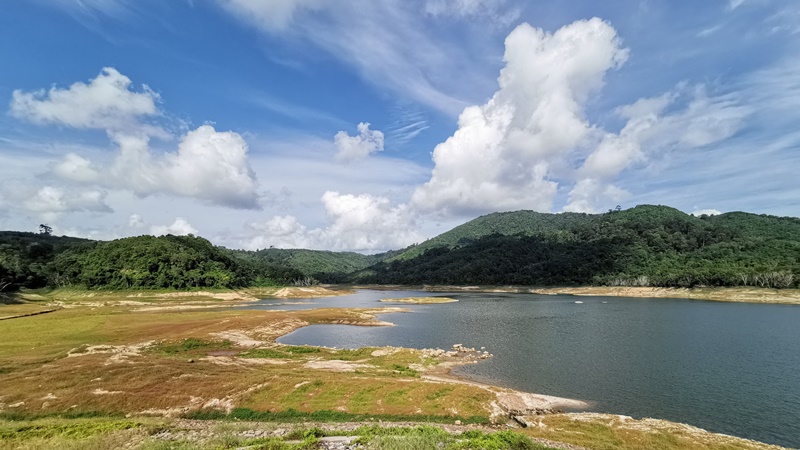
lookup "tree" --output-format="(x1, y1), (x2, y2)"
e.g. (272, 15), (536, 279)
(38, 224), (53, 236)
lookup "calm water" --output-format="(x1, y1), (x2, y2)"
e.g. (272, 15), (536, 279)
(241, 290), (800, 448)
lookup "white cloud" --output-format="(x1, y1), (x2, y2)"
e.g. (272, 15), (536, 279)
(216, 1), (499, 115)
(318, 191), (422, 251)
(217, 0), (321, 31)
(10, 69), (260, 209)
(424, 0), (520, 26)
(728, 0), (747, 10)
(10, 67), (164, 137)
(334, 122), (384, 161)
(150, 218), (198, 236)
(565, 85), (751, 213)
(20, 186), (112, 222)
(236, 191), (422, 253)
(563, 179), (629, 214)
(412, 18), (629, 216)
(692, 209), (722, 216)
(128, 213), (144, 228)
(53, 125), (260, 209)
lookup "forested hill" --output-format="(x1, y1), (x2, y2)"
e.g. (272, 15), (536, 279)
(393, 210), (591, 261)
(0, 233), (307, 291)
(356, 205), (800, 288)
(223, 248), (400, 283)
(3, 205), (800, 291)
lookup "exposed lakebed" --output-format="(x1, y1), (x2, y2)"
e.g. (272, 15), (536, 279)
(240, 289), (800, 448)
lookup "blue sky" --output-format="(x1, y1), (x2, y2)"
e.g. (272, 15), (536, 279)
(1, 0), (799, 252)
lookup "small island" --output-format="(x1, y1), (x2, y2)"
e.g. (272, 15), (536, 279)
(380, 296), (458, 304)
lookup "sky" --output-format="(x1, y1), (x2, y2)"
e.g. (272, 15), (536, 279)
(1, 0), (799, 253)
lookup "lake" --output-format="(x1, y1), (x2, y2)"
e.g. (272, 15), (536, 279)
(241, 289), (800, 448)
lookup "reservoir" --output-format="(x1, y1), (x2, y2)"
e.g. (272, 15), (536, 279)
(244, 289), (800, 448)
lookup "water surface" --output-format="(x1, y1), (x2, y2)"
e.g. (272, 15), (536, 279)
(241, 289), (800, 448)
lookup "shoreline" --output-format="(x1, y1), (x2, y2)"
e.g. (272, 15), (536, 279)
(269, 304), (790, 449)
(350, 284), (800, 305)
(2, 287), (793, 449)
(272, 305), (589, 418)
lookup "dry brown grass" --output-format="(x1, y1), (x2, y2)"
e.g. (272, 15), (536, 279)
(0, 299), (493, 420)
(521, 414), (787, 450)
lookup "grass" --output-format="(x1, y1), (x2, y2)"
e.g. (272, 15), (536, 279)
(0, 289), (790, 450)
(152, 338), (232, 355)
(0, 414), (789, 450)
(183, 407), (490, 425)
(0, 293), (493, 421)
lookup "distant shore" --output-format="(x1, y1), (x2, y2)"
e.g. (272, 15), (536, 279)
(350, 284), (800, 305)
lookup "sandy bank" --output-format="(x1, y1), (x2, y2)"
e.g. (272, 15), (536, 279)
(351, 284), (800, 305)
(529, 286), (800, 304)
(379, 296), (458, 304)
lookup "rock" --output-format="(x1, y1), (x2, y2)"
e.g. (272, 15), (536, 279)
(454, 420), (462, 425)
(187, 359), (195, 363)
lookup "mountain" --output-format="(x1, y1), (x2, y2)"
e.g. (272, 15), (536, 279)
(224, 248), (400, 283)
(392, 210), (591, 261)
(3, 205), (800, 291)
(356, 205), (800, 288)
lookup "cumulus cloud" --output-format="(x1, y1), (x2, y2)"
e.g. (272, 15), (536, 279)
(412, 18), (628, 216)
(318, 191), (421, 251)
(128, 213), (145, 228)
(10, 67), (164, 137)
(562, 179), (629, 214)
(238, 192), (422, 253)
(11, 69), (260, 209)
(52, 125), (260, 208)
(566, 85), (750, 212)
(334, 122), (384, 161)
(19, 186), (112, 221)
(692, 209), (722, 216)
(150, 218), (198, 236)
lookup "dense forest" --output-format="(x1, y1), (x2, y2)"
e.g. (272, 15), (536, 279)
(2, 205), (800, 291)
(0, 233), (306, 291)
(357, 205), (800, 288)
(224, 247), (399, 283)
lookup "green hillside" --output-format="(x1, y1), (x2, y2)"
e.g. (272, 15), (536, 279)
(225, 248), (398, 283)
(4, 205), (800, 291)
(393, 210), (590, 260)
(357, 205), (800, 288)
(0, 233), (305, 292)
(0, 231), (89, 291)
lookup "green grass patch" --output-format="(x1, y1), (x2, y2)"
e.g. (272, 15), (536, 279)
(0, 419), (140, 440)
(282, 346), (320, 354)
(329, 348), (374, 360)
(349, 426), (557, 450)
(0, 410), (124, 421)
(240, 346), (320, 359)
(391, 364), (419, 377)
(240, 348), (293, 358)
(425, 387), (455, 401)
(182, 407), (490, 425)
(152, 338), (232, 355)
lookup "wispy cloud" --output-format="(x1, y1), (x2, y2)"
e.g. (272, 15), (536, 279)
(242, 91), (348, 128)
(215, 0), (510, 116)
(385, 106), (430, 145)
